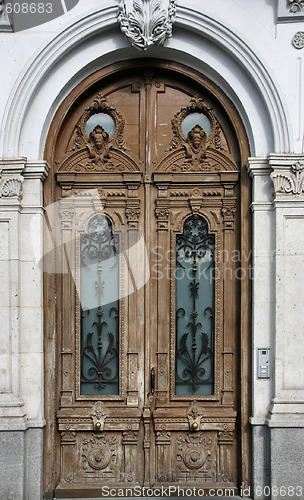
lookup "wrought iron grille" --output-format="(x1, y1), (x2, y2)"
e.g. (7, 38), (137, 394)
(175, 215), (215, 395)
(80, 215), (119, 395)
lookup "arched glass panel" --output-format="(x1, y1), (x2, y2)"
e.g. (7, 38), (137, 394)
(80, 215), (119, 395)
(86, 112), (115, 138)
(182, 112), (211, 137)
(175, 215), (215, 395)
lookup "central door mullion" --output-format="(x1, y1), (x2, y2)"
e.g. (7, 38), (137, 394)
(142, 72), (155, 488)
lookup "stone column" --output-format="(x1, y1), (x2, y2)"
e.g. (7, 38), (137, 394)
(247, 157), (274, 499)
(267, 154), (304, 499)
(0, 158), (49, 500)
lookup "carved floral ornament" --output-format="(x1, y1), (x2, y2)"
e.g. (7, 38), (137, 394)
(117, 0), (177, 50)
(278, 0), (304, 22)
(270, 162), (304, 196)
(288, 0), (304, 13)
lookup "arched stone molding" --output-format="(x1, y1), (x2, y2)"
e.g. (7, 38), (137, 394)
(0, 2), (291, 160)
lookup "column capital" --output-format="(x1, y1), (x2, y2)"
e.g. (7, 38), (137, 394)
(246, 156), (271, 178)
(269, 155), (304, 199)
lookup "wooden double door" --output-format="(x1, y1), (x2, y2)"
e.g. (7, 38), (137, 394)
(44, 61), (251, 497)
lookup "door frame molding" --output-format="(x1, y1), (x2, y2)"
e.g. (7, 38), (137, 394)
(43, 59), (252, 495)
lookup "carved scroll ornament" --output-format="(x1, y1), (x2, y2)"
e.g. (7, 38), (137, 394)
(117, 0), (177, 50)
(57, 94), (140, 173)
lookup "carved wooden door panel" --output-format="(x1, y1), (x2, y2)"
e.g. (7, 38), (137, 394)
(44, 64), (250, 496)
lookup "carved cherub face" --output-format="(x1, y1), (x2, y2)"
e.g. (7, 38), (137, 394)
(192, 408), (199, 418)
(188, 124), (206, 150)
(90, 125), (108, 150)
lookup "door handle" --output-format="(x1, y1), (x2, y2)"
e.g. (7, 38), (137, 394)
(150, 367), (155, 395)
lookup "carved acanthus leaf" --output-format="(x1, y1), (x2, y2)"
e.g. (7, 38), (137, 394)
(221, 207), (236, 220)
(126, 207), (140, 221)
(155, 207), (169, 221)
(117, 0), (177, 50)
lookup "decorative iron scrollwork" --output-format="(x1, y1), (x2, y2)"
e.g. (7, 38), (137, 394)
(175, 216), (215, 395)
(80, 215), (119, 395)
